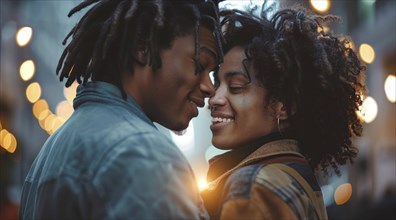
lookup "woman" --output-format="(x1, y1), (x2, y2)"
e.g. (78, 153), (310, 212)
(201, 7), (366, 220)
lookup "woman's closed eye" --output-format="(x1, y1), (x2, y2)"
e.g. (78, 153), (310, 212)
(223, 71), (250, 93)
(228, 84), (246, 93)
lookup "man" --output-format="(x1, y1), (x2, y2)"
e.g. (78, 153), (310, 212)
(20, 0), (223, 219)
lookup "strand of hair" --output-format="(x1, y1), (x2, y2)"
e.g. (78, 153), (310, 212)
(68, 0), (100, 17)
(125, 0), (139, 20)
(103, 0), (129, 59)
(56, 47), (69, 75)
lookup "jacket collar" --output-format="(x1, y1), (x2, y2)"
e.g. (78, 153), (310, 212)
(73, 81), (153, 126)
(206, 139), (304, 190)
(207, 133), (283, 182)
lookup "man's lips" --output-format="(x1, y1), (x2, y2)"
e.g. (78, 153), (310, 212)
(189, 98), (205, 108)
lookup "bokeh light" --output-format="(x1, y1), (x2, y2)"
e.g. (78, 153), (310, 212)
(44, 114), (56, 133)
(38, 115), (48, 130)
(363, 0), (376, 5)
(16, 26), (33, 47)
(56, 100), (74, 121)
(50, 117), (65, 134)
(359, 43), (376, 64)
(309, 0), (331, 13)
(32, 99), (49, 119)
(357, 96), (378, 123)
(0, 129), (17, 153)
(26, 82), (41, 103)
(38, 109), (50, 121)
(334, 183), (353, 205)
(63, 82), (79, 105)
(317, 25), (330, 33)
(198, 178), (208, 192)
(19, 60), (35, 81)
(384, 74), (396, 103)
(346, 40), (355, 51)
(339, 36), (356, 50)
(0, 130), (8, 147)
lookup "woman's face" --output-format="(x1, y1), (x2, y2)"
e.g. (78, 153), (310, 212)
(209, 46), (278, 150)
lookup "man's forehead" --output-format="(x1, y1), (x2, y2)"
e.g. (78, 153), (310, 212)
(200, 47), (217, 60)
(198, 26), (218, 60)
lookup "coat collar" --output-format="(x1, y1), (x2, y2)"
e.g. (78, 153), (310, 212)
(206, 139), (304, 190)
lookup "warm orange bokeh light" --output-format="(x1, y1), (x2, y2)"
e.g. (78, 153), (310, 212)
(16, 26), (33, 47)
(33, 99), (49, 119)
(359, 43), (375, 64)
(0, 129), (17, 153)
(26, 82), (42, 103)
(334, 183), (353, 205)
(198, 179), (208, 192)
(56, 100), (74, 121)
(64, 82), (79, 105)
(19, 60), (36, 81)
(358, 96), (378, 123)
(384, 74), (396, 103)
(310, 0), (330, 13)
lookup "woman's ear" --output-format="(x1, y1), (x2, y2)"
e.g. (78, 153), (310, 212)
(274, 101), (288, 120)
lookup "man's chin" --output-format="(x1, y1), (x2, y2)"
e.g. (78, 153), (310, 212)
(172, 129), (187, 136)
(167, 120), (189, 133)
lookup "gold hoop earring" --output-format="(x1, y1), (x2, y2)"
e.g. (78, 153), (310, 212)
(277, 116), (282, 134)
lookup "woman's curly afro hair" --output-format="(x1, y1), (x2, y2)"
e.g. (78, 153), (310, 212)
(220, 6), (367, 175)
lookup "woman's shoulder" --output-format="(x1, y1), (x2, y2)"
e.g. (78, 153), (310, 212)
(222, 161), (321, 218)
(225, 160), (316, 191)
(255, 162), (322, 219)
(221, 162), (295, 200)
(223, 163), (264, 199)
(218, 162), (312, 219)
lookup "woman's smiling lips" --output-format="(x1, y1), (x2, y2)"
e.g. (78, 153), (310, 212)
(210, 112), (234, 131)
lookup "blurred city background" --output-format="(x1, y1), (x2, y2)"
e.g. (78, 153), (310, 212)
(1, 0), (395, 219)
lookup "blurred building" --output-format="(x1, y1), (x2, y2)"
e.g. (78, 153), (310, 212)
(1, 0), (395, 219)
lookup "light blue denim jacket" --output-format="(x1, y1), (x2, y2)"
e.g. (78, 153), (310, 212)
(20, 81), (208, 220)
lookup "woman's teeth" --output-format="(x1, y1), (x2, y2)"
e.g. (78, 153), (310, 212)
(212, 117), (234, 123)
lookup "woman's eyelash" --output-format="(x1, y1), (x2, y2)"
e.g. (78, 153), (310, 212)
(228, 84), (247, 93)
(229, 86), (243, 90)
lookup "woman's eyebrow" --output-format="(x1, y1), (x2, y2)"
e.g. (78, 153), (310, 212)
(224, 71), (248, 79)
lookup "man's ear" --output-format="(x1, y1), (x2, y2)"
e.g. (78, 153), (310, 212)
(134, 48), (148, 66)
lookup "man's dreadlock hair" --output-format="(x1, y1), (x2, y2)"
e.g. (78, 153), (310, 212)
(57, 0), (223, 96)
(219, 5), (366, 176)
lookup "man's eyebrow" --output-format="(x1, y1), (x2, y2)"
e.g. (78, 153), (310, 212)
(200, 47), (218, 61)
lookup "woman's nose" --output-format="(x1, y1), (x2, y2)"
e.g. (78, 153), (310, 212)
(208, 86), (226, 108)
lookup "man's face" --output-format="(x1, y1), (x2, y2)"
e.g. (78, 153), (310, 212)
(135, 26), (218, 131)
